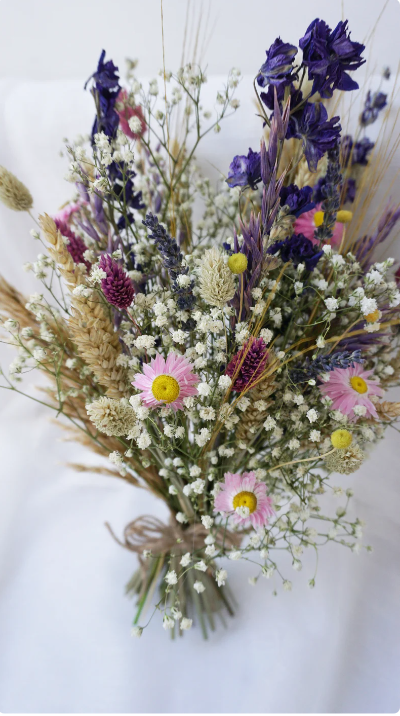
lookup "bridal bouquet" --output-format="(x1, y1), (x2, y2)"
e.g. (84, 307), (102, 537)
(1, 16), (400, 638)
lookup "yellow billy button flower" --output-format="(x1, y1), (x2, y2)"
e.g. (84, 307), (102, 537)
(350, 376), (368, 394)
(314, 210), (353, 227)
(228, 252), (248, 274)
(151, 375), (180, 403)
(233, 490), (257, 514)
(331, 429), (353, 449)
(365, 308), (380, 323)
(336, 210), (353, 224)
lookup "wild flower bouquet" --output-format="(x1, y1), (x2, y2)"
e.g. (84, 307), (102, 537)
(1, 16), (400, 639)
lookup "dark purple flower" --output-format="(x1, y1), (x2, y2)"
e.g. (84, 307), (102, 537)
(352, 137), (374, 165)
(107, 161), (144, 226)
(343, 177), (356, 203)
(54, 219), (91, 272)
(340, 134), (374, 167)
(267, 232), (323, 271)
(92, 89), (120, 140)
(299, 19), (365, 99)
(85, 50), (121, 141)
(360, 91), (387, 126)
(260, 83), (302, 113)
(280, 184), (315, 217)
(85, 49), (120, 91)
(340, 134), (354, 166)
(257, 38), (298, 88)
(226, 148), (261, 190)
(287, 102), (341, 171)
(99, 254), (135, 309)
(226, 338), (269, 392)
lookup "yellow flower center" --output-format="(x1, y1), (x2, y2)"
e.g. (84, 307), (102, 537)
(313, 210), (324, 228)
(228, 253), (248, 274)
(232, 490), (257, 514)
(350, 376), (368, 394)
(314, 210), (353, 228)
(151, 375), (180, 403)
(365, 308), (380, 323)
(331, 429), (353, 449)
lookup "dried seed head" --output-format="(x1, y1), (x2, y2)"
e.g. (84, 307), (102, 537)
(198, 247), (235, 308)
(0, 166), (33, 212)
(325, 443), (364, 475)
(86, 397), (137, 436)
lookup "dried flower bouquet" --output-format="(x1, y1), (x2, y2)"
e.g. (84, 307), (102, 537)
(1, 17), (400, 638)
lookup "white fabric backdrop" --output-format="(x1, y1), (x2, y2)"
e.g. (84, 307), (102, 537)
(0, 67), (400, 715)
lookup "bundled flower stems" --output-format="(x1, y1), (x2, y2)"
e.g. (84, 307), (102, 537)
(1, 17), (400, 639)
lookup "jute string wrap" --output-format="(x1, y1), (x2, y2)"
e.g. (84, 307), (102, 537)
(105, 514), (243, 560)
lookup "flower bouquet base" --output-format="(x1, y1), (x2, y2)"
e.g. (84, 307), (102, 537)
(107, 514), (240, 638)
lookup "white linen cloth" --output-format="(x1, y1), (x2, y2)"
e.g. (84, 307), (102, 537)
(0, 76), (399, 713)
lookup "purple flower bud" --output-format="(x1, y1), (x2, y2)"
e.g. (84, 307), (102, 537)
(99, 254), (134, 309)
(226, 338), (269, 392)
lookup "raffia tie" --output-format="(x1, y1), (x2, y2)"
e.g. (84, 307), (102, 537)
(105, 514), (243, 558)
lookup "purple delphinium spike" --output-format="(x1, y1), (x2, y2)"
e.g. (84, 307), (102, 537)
(230, 214), (264, 322)
(91, 192), (108, 235)
(77, 219), (101, 243)
(54, 219), (91, 272)
(99, 254), (135, 309)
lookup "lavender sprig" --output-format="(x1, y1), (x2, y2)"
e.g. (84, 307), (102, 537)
(290, 349), (363, 383)
(142, 213), (196, 312)
(314, 142), (342, 243)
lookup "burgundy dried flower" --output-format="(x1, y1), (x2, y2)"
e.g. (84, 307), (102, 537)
(54, 218), (91, 272)
(99, 253), (134, 309)
(226, 337), (269, 392)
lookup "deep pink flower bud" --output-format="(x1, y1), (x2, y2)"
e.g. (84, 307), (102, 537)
(54, 219), (91, 272)
(99, 253), (134, 309)
(116, 89), (146, 139)
(226, 337), (269, 392)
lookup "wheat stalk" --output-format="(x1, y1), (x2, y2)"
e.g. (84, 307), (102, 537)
(374, 400), (400, 421)
(68, 292), (129, 398)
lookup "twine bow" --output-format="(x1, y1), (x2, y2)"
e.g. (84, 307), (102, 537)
(105, 513), (243, 558)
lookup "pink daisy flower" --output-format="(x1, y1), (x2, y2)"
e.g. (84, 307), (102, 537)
(132, 352), (199, 411)
(319, 363), (384, 420)
(214, 471), (274, 529)
(294, 203), (344, 248)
